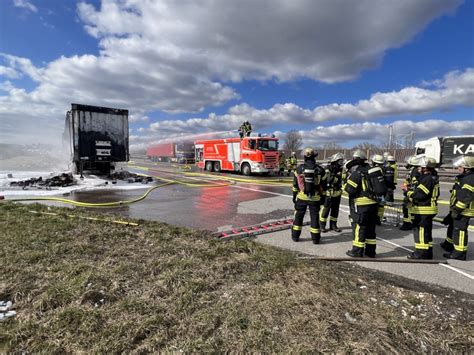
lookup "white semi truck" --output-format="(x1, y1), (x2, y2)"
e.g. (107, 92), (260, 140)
(415, 136), (474, 167)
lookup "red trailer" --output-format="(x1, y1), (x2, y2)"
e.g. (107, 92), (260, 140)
(147, 142), (195, 163)
(195, 136), (279, 175)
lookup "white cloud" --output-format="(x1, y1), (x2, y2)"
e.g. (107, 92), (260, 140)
(77, 0), (461, 83)
(141, 68), (474, 139)
(13, 0), (37, 13)
(299, 120), (474, 147)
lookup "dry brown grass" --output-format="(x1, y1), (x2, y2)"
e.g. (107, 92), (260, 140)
(1, 202), (473, 352)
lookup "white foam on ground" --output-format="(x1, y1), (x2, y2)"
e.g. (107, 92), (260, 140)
(0, 171), (151, 198)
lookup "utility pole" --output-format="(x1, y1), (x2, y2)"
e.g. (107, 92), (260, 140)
(388, 125), (394, 151)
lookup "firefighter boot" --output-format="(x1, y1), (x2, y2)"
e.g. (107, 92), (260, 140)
(399, 222), (412, 231)
(330, 221), (341, 232)
(312, 234), (321, 244)
(346, 247), (363, 258)
(443, 251), (467, 261)
(440, 240), (454, 252)
(407, 251), (433, 260)
(320, 222), (328, 233)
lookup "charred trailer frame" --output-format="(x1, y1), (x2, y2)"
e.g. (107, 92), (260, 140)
(65, 103), (129, 176)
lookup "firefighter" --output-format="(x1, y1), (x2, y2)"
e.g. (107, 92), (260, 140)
(371, 154), (386, 225)
(399, 155), (421, 230)
(238, 122), (246, 139)
(440, 155), (474, 260)
(384, 155), (398, 203)
(344, 150), (366, 227)
(288, 152), (298, 176)
(320, 152), (344, 233)
(344, 150), (379, 258)
(279, 151), (287, 176)
(404, 156), (440, 260)
(245, 121), (252, 136)
(291, 147), (326, 244)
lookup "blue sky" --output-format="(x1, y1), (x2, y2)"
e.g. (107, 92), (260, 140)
(0, 0), (473, 150)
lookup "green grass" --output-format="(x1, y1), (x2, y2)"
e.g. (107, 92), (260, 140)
(0, 202), (473, 352)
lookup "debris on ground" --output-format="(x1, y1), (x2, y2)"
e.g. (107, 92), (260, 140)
(9, 173), (75, 189)
(110, 170), (153, 183)
(0, 300), (16, 322)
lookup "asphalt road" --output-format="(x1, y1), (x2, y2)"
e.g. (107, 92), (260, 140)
(9, 159), (474, 295)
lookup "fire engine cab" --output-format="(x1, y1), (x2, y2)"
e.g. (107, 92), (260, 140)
(195, 136), (279, 175)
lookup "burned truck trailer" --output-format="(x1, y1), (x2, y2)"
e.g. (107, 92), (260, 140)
(64, 104), (129, 175)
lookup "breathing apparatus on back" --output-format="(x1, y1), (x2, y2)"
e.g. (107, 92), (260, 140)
(302, 147), (318, 197)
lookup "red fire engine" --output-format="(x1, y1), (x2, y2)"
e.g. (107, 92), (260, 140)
(195, 136), (279, 175)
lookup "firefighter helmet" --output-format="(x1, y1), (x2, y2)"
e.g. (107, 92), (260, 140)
(371, 154), (384, 165)
(387, 155), (396, 163)
(417, 156), (437, 168)
(292, 151), (296, 155)
(330, 152), (344, 163)
(405, 155), (419, 166)
(352, 149), (367, 160)
(303, 147), (315, 158)
(453, 155), (474, 169)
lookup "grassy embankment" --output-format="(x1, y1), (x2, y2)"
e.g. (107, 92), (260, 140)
(1, 202), (473, 352)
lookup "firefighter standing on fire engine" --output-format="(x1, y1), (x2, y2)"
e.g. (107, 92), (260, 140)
(291, 148), (326, 244)
(320, 152), (344, 233)
(344, 150), (380, 258)
(440, 155), (474, 260)
(403, 156), (440, 260)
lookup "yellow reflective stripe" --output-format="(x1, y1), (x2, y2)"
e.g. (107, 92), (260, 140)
(446, 237), (454, 244)
(455, 201), (467, 209)
(330, 217), (338, 222)
(418, 184), (430, 195)
(420, 226), (424, 245)
(310, 227), (320, 233)
(365, 238), (376, 245)
(292, 225), (302, 231)
(461, 210), (474, 217)
(297, 191), (321, 201)
(462, 184), (474, 192)
(332, 191), (342, 197)
(415, 244), (430, 250)
(403, 217), (411, 222)
(407, 191), (413, 197)
(353, 224), (365, 247)
(355, 196), (377, 205)
(292, 187), (299, 192)
(347, 179), (358, 188)
(454, 230), (468, 252)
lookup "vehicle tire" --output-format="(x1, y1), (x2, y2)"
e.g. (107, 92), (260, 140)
(213, 161), (221, 172)
(241, 163), (251, 176)
(205, 161), (214, 171)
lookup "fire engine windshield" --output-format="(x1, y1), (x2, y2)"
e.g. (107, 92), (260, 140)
(257, 139), (278, 151)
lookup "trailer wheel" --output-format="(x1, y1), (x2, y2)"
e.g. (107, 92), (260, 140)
(213, 161), (221, 172)
(241, 163), (251, 176)
(205, 161), (214, 171)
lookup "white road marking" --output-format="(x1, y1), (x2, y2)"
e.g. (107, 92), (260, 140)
(439, 264), (474, 280)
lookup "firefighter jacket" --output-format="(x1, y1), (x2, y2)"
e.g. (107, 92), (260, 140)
(289, 155), (297, 167)
(292, 163), (326, 202)
(279, 154), (286, 169)
(403, 167), (421, 195)
(407, 171), (440, 215)
(325, 166), (343, 197)
(384, 163), (398, 189)
(344, 164), (378, 206)
(450, 170), (474, 217)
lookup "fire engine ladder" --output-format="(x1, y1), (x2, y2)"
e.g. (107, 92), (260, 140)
(214, 219), (310, 240)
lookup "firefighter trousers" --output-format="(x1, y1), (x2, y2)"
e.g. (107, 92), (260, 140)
(292, 199), (320, 242)
(412, 214), (435, 257)
(446, 215), (470, 257)
(402, 200), (412, 224)
(386, 188), (394, 203)
(320, 195), (341, 226)
(350, 203), (378, 256)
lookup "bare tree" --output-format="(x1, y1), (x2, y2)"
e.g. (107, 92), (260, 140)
(323, 142), (343, 150)
(283, 130), (303, 154)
